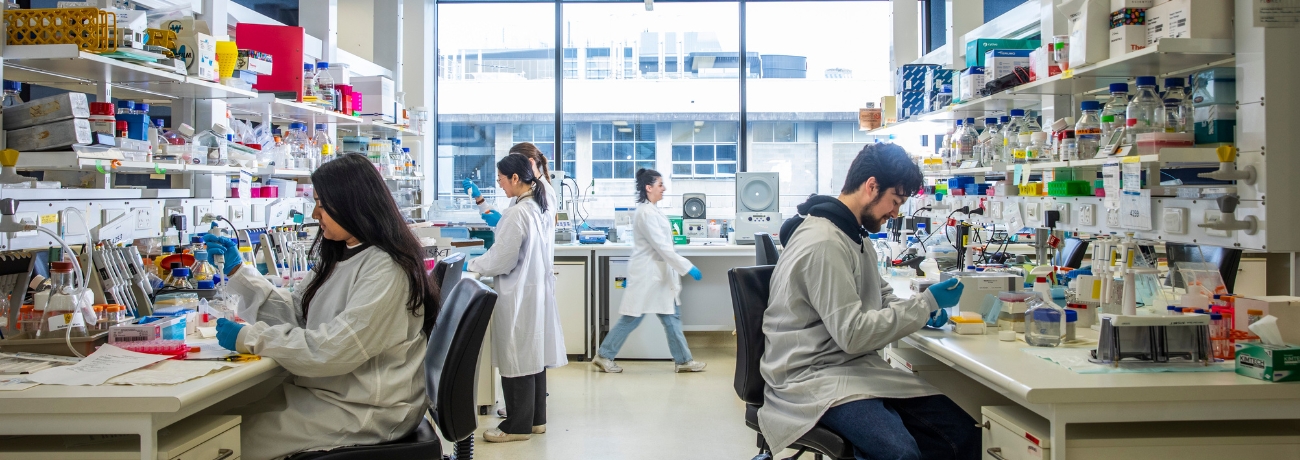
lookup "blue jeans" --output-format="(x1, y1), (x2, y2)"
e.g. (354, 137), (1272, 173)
(820, 396), (979, 460)
(597, 304), (693, 364)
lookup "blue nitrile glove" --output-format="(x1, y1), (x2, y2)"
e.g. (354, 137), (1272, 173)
(216, 318), (245, 351)
(202, 233), (242, 274)
(1066, 266), (1093, 279)
(926, 277), (964, 309)
(687, 266), (702, 281)
(926, 308), (950, 329)
(482, 210), (502, 227)
(463, 179), (481, 199)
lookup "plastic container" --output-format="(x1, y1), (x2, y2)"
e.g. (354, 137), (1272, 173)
(1248, 309), (1264, 327)
(1025, 295), (1065, 347)
(36, 262), (88, 339)
(1159, 77), (1193, 134)
(1014, 133), (1030, 163)
(1064, 309), (1077, 342)
(1135, 132), (1194, 156)
(1002, 110), (1025, 163)
(313, 123), (334, 163)
(1075, 100), (1102, 158)
(1101, 83), (1129, 134)
(316, 62), (336, 110)
(114, 339), (190, 359)
(958, 117), (978, 163)
(1126, 76), (1161, 143)
(1026, 132), (1048, 162)
(89, 102), (116, 136)
(1059, 130), (1079, 161)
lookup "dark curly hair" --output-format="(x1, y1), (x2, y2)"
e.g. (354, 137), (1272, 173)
(635, 168), (662, 204)
(840, 143), (924, 197)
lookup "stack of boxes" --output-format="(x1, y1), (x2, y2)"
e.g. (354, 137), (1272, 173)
(1110, 0), (1151, 57)
(3, 93), (94, 151)
(1146, 0), (1234, 44)
(895, 64), (938, 121)
(924, 67), (955, 113)
(1190, 67), (1235, 145)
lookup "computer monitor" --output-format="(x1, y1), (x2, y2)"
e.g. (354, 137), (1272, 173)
(1164, 243), (1242, 292)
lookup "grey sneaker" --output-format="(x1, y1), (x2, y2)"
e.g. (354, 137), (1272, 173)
(592, 356), (623, 373)
(532, 425), (546, 434)
(484, 428), (530, 443)
(675, 360), (707, 373)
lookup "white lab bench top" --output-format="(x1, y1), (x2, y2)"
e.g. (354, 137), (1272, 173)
(880, 275), (1300, 460)
(555, 241), (758, 257)
(0, 338), (282, 460)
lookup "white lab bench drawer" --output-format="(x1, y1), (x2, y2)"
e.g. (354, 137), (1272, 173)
(982, 405), (1300, 460)
(0, 415), (240, 459)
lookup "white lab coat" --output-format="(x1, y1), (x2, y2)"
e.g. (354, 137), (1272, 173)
(225, 246), (427, 460)
(619, 202), (694, 317)
(467, 197), (567, 378)
(759, 215), (941, 453)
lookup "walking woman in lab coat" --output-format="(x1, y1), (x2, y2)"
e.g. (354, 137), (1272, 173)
(592, 168), (707, 374)
(207, 153), (438, 459)
(467, 153), (567, 443)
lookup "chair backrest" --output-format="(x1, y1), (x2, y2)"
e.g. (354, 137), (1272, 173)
(755, 233), (780, 265)
(1053, 238), (1089, 268)
(427, 253), (467, 336)
(728, 265), (775, 406)
(424, 277), (497, 443)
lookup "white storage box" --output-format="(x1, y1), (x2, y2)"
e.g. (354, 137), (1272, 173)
(982, 405), (1300, 460)
(1110, 24), (1147, 56)
(960, 67), (986, 101)
(1146, 0), (1233, 43)
(0, 415), (240, 459)
(5, 118), (93, 151)
(985, 49), (1031, 80)
(1059, 0), (1111, 69)
(353, 75), (396, 123)
(2, 92), (90, 130)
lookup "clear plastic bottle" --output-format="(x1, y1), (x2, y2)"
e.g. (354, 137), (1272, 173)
(1025, 284), (1065, 347)
(1003, 109), (1025, 163)
(1027, 132), (1049, 162)
(1125, 76), (1161, 143)
(2, 81), (23, 107)
(286, 122), (315, 170)
(1101, 83), (1129, 134)
(1075, 100), (1103, 158)
(303, 63), (319, 100)
(36, 261), (88, 339)
(958, 117), (978, 165)
(312, 124), (334, 163)
(979, 117), (999, 166)
(315, 62), (335, 110)
(1021, 110), (1042, 136)
(1013, 133), (1030, 163)
(192, 125), (230, 166)
(389, 138), (405, 176)
(402, 147), (415, 172)
(189, 250), (218, 283)
(1159, 77), (1192, 133)
(1060, 130), (1079, 161)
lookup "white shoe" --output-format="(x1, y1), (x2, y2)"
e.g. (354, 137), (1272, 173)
(675, 360), (707, 373)
(592, 356), (623, 373)
(484, 428), (531, 443)
(532, 425), (546, 434)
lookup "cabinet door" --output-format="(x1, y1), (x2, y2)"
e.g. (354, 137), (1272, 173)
(1236, 258), (1267, 297)
(555, 262), (587, 356)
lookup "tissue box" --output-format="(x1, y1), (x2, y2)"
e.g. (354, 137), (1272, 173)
(1190, 68), (1235, 106)
(1235, 296), (1300, 340)
(896, 64), (939, 93)
(959, 67), (986, 101)
(1060, 0), (1111, 69)
(924, 67), (954, 94)
(964, 39), (1039, 68)
(1193, 104), (1235, 144)
(1110, 25), (1148, 56)
(1146, 0), (1234, 44)
(985, 49), (1031, 80)
(1235, 342), (1300, 382)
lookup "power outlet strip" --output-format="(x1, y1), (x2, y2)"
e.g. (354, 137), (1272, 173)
(1078, 204), (1095, 226)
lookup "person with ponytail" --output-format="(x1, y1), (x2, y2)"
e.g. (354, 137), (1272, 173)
(463, 142), (558, 229)
(467, 153), (566, 443)
(591, 168), (707, 374)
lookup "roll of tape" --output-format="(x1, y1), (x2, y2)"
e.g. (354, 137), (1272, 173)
(999, 330), (1016, 342)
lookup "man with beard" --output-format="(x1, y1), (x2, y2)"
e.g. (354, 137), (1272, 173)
(758, 143), (978, 460)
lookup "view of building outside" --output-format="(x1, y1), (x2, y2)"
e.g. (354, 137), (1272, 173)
(437, 1), (894, 222)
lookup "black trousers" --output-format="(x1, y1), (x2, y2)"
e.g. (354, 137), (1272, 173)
(498, 370), (547, 434)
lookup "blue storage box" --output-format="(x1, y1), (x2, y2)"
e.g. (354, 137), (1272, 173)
(965, 183), (991, 196)
(898, 90), (926, 121)
(896, 64), (940, 93)
(948, 176), (976, 191)
(925, 67), (955, 94)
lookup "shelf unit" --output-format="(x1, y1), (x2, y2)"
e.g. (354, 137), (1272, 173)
(13, 151), (316, 180)
(920, 148), (1222, 179)
(228, 95), (365, 125)
(3, 45), (258, 101)
(337, 120), (421, 137)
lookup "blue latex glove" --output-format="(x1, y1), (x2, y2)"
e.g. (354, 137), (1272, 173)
(482, 210), (502, 227)
(1065, 266), (1093, 279)
(926, 277), (964, 309)
(687, 266), (702, 281)
(925, 308), (950, 329)
(216, 318), (245, 351)
(463, 179), (481, 199)
(202, 234), (242, 275)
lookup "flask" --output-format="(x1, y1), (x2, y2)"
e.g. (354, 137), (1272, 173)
(313, 124), (334, 163)
(1101, 83), (1129, 135)
(190, 250), (218, 282)
(1125, 76), (1161, 143)
(315, 62), (336, 109)
(1159, 77), (1192, 133)
(36, 261), (88, 339)
(1075, 100), (1103, 158)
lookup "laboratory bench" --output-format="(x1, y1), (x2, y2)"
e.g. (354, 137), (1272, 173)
(0, 339), (281, 460)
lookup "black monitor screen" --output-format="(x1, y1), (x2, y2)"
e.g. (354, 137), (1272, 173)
(1164, 243), (1239, 291)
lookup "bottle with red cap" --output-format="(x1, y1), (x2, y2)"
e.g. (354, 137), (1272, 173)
(89, 102), (117, 137)
(36, 261), (88, 339)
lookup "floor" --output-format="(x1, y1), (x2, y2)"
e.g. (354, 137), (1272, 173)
(456, 339), (805, 460)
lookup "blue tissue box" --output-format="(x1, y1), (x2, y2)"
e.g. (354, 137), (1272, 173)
(925, 67), (955, 93)
(898, 90), (926, 121)
(896, 64), (940, 93)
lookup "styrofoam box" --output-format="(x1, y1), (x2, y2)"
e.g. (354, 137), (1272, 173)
(1146, 0), (1233, 44)
(2, 92), (90, 130)
(1110, 24), (1148, 56)
(5, 118), (93, 151)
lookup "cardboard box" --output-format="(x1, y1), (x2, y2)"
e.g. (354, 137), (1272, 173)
(1146, 0), (1234, 44)
(965, 39), (1039, 68)
(898, 91), (925, 121)
(959, 67), (986, 101)
(235, 50), (273, 75)
(880, 96), (897, 125)
(352, 75), (396, 123)
(895, 64), (939, 93)
(924, 67), (954, 94)
(985, 49), (1031, 80)
(1235, 296), (1300, 340)
(5, 118), (93, 151)
(1236, 342), (1300, 382)
(179, 32), (219, 82)
(1110, 24), (1148, 56)
(1060, 0), (1111, 69)
(1111, 0), (1154, 9)
(2, 92), (90, 130)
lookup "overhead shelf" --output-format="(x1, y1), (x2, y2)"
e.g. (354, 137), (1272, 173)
(917, 92), (1042, 122)
(337, 120), (421, 137)
(2, 44), (257, 101)
(1008, 38), (1235, 96)
(862, 120), (948, 138)
(921, 148), (1222, 179)
(229, 95), (365, 124)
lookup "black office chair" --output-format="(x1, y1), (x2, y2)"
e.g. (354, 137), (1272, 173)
(1052, 238), (1089, 269)
(430, 252), (467, 335)
(289, 278), (498, 460)
(755, 233), (781, 265)
(729, 266), (853, 460)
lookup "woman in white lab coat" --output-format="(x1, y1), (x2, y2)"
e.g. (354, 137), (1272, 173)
(464, 142), (558, 232)
(592, 168), (707, 374)
(207, 153), (439, 460)
(466, 153), (567, 443)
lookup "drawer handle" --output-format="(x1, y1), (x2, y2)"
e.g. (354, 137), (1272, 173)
(978, 421), (991, 430)
(215, 448), (235, 460)
(987, 447), (1009, 460)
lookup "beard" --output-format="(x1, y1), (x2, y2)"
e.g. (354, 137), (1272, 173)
(859, 195), (890, 233)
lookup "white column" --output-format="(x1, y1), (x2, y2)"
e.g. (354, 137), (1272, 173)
(404, 0), (436, 208)
(374, 0), (404, 91)
(946, 0), (983, 69)
(889, 0), (920, 91)
(1037, 0), (1073, 125)
(299, 0), (339, 62)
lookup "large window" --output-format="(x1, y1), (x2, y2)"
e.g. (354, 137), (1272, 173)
(591, 123), (655, 179)
(512, 123), (577, 180)
(671, 121), (738, 179)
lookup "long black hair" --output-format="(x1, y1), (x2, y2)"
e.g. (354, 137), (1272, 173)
(302, 153), (438, 322)
(635, 168), (662, 203)
(498, 153), (549, 213)
(509, 142), (551, 185)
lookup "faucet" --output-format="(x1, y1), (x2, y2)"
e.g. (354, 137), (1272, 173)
(1197, 145), (1256, 185)
(0, 198), (32, 237)
(1197, 194), (1258, 235)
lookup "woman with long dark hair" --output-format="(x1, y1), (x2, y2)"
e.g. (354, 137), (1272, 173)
(591, 168), (706, 374)
(467, 153), (566, 443)
(463, 142), (557, 229)
(207, 153), (438, 459)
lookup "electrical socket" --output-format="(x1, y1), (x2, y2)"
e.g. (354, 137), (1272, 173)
(990, 201), (1004, 219)
(15, 212), (37, 238)
(228, 205), (246, 223)
(193, 205), (212, 225)
(1163, 207), (1187, 234)
(1106, 208), (1121, 227)
(133, 207), (156, 231)
(1078, 204), (1095, 226)
(1025, 202), (1041, 224)
(1053, 203), (1069, 224)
